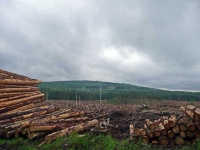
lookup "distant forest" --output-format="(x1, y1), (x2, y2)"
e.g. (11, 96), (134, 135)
(38, 81), (200, 103)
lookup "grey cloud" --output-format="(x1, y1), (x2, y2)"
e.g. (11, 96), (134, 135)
(0, 0), (200, 91)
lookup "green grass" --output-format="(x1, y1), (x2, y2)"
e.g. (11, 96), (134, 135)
(0, 133), (200, 150)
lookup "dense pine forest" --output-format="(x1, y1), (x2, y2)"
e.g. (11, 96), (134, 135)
(38, 81), (200, 103)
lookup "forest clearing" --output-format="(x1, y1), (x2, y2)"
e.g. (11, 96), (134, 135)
(1, 69), (200, 149)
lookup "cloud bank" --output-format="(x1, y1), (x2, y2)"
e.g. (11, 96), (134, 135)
(0, 0), (200, 91)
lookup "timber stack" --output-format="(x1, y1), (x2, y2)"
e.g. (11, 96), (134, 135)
(0, 69), (98, 143)
(130, 105), (200, 147)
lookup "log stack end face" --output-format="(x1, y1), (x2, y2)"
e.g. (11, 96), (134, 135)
(130, 105), (200, 147)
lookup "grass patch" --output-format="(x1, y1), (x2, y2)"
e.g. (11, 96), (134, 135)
(0, 133), (200, 150)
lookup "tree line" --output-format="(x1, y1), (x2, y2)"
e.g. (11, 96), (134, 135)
(39, 87), (200, 103)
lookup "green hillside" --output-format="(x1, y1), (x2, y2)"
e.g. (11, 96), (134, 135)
(38, 80), (200, 102)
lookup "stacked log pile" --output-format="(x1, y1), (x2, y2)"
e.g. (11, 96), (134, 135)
(0, 69), (99, 143)
(130, 105), (200, 147)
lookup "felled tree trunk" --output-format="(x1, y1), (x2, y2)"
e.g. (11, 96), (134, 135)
(20, 109), (70, 128)
(0, 105), (49, 120)
(175, 136), (185, 146)
(0, 106), (60, 125)
(28, 131), (46, 140)
(45, 119), (98, 143)
(0, 87), (39, 93)
(168, 130), (175, 139)
(0, 93), (44, 109)
(0, 79), (41, 85)
(172, 125), (180, 134)
(0, 92), (38, 99)
(0, 92), (41, 103)
(0, 69), (32, 80)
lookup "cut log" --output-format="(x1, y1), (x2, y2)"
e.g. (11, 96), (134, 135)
(163, 120), (170, 130)
(159, 123), (167, 136)
(145, 119), (155, 130)
(6, 104), (48, 114)
(49, 111), (85, 120)
(22, 127), (29, 135)
(6, 130), (15, 138)
(168, 115), (176, 128)
(0, 85), (37, 89)
(0, 106), (59, 125)
(30, 123), (56, 132)
(185, 109), (194, 120)
(0, 105), (49, 120)
(142, 136), (149, 144)
(28, 131), (46, 140)
(20, 109), (70, 128)
(193, 112), (200, 122)
(172, 125), (180, 134)
(180, 106), (186, 112)
(154, 119), (160, 127)
(15, 128), (22, 138)
(130, 124), (134, 129)
(194, 108), (200, 115)
(159, 136), (168, 146)
(45, 119), (98, 143)
(175, 136), (185, 146)
(153, 128), (161, 137)
(195, 122), (200, 131)
(147, 130), (154, 139)
(179, 123), (187, 131)
(168, 130), (175, 139)
(151, 140), (159, 145)
(0, 69), (32, 80)
(0, 92), (37, 98)
(0, 98), (45, 114)
(140, 128), (147, 136)
(186, 105), (196, 110)
(4, 123), (20, 132)
(130, 128), (134, 134)
(0, 87), (39, 93)
(0, 79), (41, 85)
(179, 131), (186, 138)
(0, 92), (41, 103)
(5, 104), (35, 114)
(133, 128), (140, 136)
(0, 93), (44, 108)
(187, 123), (196, 132)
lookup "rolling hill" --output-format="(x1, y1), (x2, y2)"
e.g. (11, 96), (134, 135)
(38, 80), (200, 101)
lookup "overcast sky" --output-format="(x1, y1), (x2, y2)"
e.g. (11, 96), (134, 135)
(0, 0), (200, 91)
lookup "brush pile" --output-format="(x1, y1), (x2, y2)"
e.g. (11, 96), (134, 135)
(0, 69), (98, 143)
(130, 105), (200, 147)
